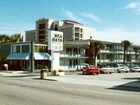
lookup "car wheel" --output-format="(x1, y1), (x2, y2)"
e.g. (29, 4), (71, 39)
(92, 73), (96, 75)
(83, 71), (85, 75)
(118, 70), (121, 73)
(117, 69), (120, 73)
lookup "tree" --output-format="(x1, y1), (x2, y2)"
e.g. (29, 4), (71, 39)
(85, 42), (94, 65)
(0, 34), (23, 43)
(10, 34), (23, 42)
(121, 40), (132, 65)
(85, 40), (105, 66)
(0, 35), (11, 43)
(93, 41), (105, 66)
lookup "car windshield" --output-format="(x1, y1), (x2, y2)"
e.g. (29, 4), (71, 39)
(112, 64), (125, 67)
(103, 65), (110, 68)
(82, 63), (89, 67)
(129, 65), (139, 68)
(88, 65), (95, 67)
(118, 64), (124, 67)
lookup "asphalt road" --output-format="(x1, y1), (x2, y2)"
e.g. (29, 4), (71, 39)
(0, 76), (140, 105)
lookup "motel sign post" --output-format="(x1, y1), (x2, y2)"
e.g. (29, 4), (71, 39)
(48, 30), (63, 71)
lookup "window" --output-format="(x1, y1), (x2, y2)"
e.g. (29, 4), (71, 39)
(75, 38), (80, 40)
(22, 45), (29, 53)
(12, 46), (16, 53)
(54, 24), (58, 31)
(39, 24), (45, 29)
(75, 33), (79, 37)
(73, 48), (78, 54)
(39, 35), (45, 39)
(39, 30), (45, 34)
(66, 48), (72, 54)
(16, 46), (20, 53)
(60, 58), (65, 66)
(80, 34), (83, 38)
(69, 60), (72, 66)
(80, 28), (83, 33)
(39, 46), (44, 52)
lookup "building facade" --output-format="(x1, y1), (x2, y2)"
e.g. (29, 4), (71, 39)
(59, 40), (140, 71)
(0, 42), (51, 71)
(0, 17), (140, 71)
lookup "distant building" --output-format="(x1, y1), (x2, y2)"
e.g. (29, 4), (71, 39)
(25, 18), (95, 43)
(59, 20), (95, 41)
(25, 30), (36, 42)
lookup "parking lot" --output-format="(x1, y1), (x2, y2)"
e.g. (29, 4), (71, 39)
(45, 72), (140, 90)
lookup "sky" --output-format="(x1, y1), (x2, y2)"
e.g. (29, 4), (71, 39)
(0, 0), (140, 45)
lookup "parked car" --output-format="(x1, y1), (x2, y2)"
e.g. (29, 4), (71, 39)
(113, 64), (130, 73)
(100, 64), (114, 74)
(80, 63), (89, 71)
(129, 65), (140, 72)
(82, 65), (101, 75)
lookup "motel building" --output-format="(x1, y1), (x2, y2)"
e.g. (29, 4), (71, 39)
(0, 18), (140, 72)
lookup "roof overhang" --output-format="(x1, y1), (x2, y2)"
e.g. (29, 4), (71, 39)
(7, 52), (52, 60)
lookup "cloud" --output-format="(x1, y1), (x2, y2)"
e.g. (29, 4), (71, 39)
(81, 13), (102, 22)
(64, 10), (76, 20)
(124, 2), (140, 12)
(63, 10), (84, 23)
(96, 27), (140, 45)
(63, 9), (102, 25)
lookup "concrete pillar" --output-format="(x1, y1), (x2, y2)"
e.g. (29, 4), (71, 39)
(51, 51), (60, 71)
(30, 41), (34, 72)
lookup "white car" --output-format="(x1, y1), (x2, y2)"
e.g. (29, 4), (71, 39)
(130, 65), (140, 72)
(114, 64), (130, 73)
(100, 65), (114, 74)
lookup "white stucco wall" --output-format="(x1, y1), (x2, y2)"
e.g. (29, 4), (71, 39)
(83, 27), (95, 40)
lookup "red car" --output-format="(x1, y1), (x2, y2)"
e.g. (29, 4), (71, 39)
(82, 65), (101, 75)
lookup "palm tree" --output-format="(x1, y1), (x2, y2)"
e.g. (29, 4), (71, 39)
(10, 34), (23, 42)
(0, 34), (23, 43)
(0, 35), (10, 43)
(85, 42), (94, 65)
(93, 41), (105, 66)
(85, 40), (105, 66)
(121, 40), (132, 65)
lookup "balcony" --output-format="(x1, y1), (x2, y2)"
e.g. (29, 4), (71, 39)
(100, 50), (110, 53)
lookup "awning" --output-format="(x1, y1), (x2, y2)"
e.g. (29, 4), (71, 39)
(7, 52), (52, 60)
(7, 53), (30, 60)
(34, 52), (52, 60)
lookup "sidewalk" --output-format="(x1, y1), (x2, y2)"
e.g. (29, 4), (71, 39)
(0, 70), (40, 77)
